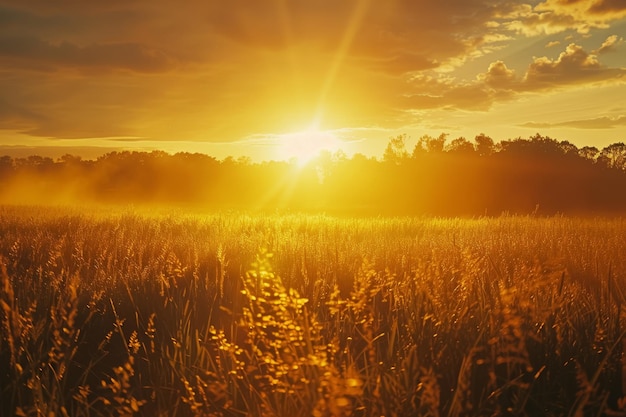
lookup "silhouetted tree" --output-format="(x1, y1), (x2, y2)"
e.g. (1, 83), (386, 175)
(0, 155), (13, 172)
(474, 133), (494, 157)
(424, 133), (447, 153)
(600, 142), (626, 170)
(383, 134), (409, 164)
(412, 135), (427, 158)
(446, 137), (475, 154)
(558, 140), (578, 156)
(579, 146), (599, 161)
(2, 133), (626, 215)
(58, 154), (83, 164)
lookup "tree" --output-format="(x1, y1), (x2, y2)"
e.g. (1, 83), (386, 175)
(474, 133), (494, 157)
(446, 137), (475, 154)
(558, 140), (578, 156)
(237, 156), (252, 165)
(600, 142), (626, 170)
(412, 136), (427, 158)
(58, 154), (83, 165)
(0, 155), (13, 170)
(0, 156), (13, 179)
(383, 134), (409, 164)
(578, 146), (599, 161)
(424, 133), (447, 153)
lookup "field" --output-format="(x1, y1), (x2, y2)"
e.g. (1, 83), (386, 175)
(1, 205), (626, 416)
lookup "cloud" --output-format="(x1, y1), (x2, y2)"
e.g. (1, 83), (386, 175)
(481, 60), (518, 89)
(505, 12), (581, 36)
(0, 5), (149, 46)
(200, 0), (524, 75)
(506, 0), (626, 35)
(0, 145), (116, 160)
(0, 36), (175, 73)
(595, 34), (624, 53)
(400, 41), (625, 112)
(401, 74), (505, 111)
(21, 119), (137, 140)
(546, 40), (561, 48)
(0, 98), (44, 128)
(520, 115), (626, 129)
(0, 0), (530, 140)
(523, 43), (625, 89)
(0, 0), (624, 144)
(0, 1), (523, 78)
(0, 67), (165, 140)
(588, 0), (626, 14)
(477, 41), (625, 93)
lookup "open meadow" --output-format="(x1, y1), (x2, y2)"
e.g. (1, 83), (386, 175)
(1, 206), (625, 416)
(4, 0), (626, 415)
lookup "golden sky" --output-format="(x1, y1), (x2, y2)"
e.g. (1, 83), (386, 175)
(0, 0), (625, 161)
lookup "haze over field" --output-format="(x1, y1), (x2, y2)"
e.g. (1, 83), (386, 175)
(4, 4), (626, 416)
(0, 0), (625, 161)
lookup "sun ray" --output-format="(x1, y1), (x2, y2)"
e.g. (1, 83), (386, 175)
(313, 0), (372, 126)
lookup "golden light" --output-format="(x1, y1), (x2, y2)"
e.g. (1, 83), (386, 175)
(274, 127), (343, 165)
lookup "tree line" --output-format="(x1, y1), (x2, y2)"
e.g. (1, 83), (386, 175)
(1, 133), (626, 216)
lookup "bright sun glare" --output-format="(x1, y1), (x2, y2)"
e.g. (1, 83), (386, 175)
(276, 128), (342, 165)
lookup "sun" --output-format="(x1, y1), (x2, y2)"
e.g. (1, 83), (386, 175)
(275, 127), (342, 165)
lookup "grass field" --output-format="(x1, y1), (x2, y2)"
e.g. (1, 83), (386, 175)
(1, 205), (625, 416)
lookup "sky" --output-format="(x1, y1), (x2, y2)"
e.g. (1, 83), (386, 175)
(0, 0), (625, 161)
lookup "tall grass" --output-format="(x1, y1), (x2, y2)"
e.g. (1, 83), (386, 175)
(1, 205), (625, 416)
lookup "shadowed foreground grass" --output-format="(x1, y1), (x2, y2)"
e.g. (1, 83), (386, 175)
(1, 206), (625, 416)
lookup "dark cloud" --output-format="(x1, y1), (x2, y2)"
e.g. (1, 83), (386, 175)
(589, 0), (626, 14)
(0, 6), (39, 27)
(0, 4), (146, 43)
(202, 0), (522, 75)
(0, 98), (44, 128)
(0, 1), (133, 14)
(0, 69), (164, 139)
(0, 36), (175, 73)
(508, 0), (626, 35)
(4, 1), (475, 75)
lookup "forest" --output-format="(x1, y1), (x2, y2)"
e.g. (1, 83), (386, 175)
(2, 133), (626, 215)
